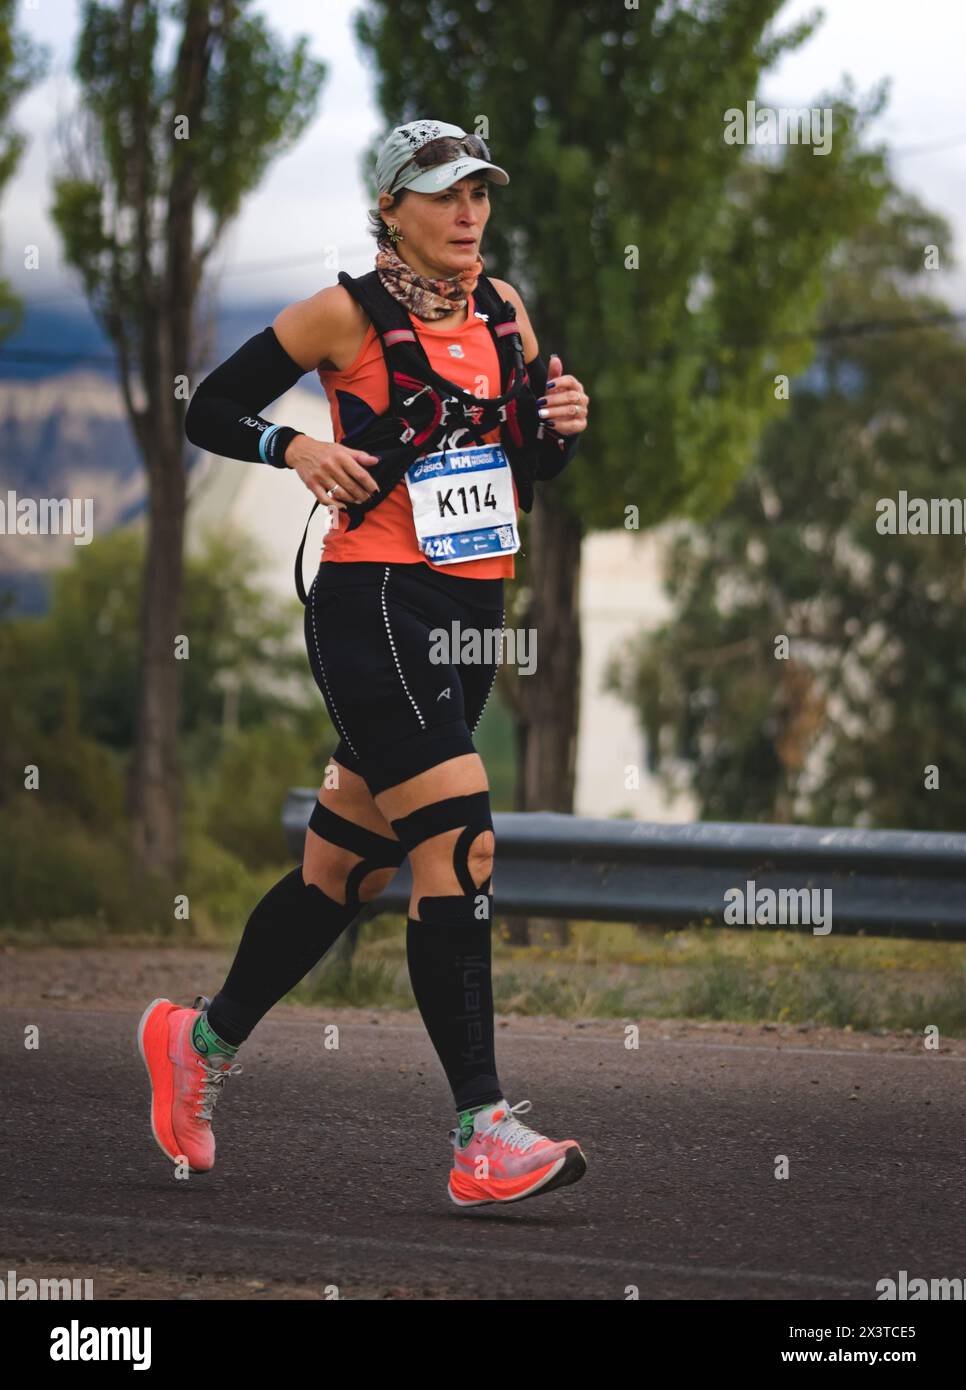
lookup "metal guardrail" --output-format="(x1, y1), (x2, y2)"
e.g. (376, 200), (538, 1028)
(283, 789), (966, 939)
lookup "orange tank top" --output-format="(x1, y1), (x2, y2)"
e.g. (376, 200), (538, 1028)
(316, 291), (516, 579)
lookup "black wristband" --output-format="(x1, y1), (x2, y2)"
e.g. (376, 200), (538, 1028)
(259, 424), (305, 468)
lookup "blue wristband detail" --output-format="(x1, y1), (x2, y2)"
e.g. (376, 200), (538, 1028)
(259, 423), (280, 464)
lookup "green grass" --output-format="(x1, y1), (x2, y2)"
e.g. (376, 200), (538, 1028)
(278, 916), (966, 1037)
(290, 953), (411, 1009)
(7, 904), (966, 1037)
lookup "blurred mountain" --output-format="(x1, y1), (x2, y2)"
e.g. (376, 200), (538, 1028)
(0, 300), (286, 382)
(0, 300), (311, 614)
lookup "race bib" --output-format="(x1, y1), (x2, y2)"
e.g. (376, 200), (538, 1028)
(404, 442), (520, 565)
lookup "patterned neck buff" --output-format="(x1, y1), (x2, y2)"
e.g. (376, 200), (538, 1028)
(375, 235), (486, 321)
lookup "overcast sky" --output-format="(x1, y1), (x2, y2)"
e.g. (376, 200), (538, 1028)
(6, 0), (966, 315)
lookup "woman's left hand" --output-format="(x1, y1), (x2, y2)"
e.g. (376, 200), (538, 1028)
(536, 353), (590, 436)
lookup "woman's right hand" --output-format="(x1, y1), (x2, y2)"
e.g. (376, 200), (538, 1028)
(284, 435), (381, 508)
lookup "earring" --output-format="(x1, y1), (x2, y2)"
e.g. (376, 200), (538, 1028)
(386, 221), (404, 247)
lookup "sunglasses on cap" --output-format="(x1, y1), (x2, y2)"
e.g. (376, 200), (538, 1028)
(387, 134), (493, 195)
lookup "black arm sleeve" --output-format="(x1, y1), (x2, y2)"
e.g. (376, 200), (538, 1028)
(525, 354), (581, 482)
(184, 326), (311, 468)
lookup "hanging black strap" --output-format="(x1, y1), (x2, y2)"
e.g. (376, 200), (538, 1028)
(295, 498), (321, 605)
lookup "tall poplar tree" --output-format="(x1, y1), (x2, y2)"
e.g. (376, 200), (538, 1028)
(0, 0), (49, 340)
(50, 1), (326, 878)
(354, 0), (886, 836)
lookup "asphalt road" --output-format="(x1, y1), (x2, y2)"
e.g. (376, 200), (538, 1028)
(2, 1004), (964, 1300)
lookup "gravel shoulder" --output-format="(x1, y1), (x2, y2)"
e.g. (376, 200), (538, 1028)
(3, 942), (963, 1057)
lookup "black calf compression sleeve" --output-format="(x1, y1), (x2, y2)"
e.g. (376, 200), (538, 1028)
(389, 792), (503, 1111)
(184, 326), (308, 467)
(206, 866), (358, 1046)
(406, 905), (503, 1112)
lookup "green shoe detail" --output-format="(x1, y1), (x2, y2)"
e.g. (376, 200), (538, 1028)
(191, 1012), (238, 1059)
(456, 1100), (505, 1148)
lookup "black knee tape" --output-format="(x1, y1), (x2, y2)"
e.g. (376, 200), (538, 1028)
(390, 791), (493, 893)
(308, 799), (405, 913)
(416, 890), (494, 927)
(390, 792), (494, 921)
(389, 791), (493, 853)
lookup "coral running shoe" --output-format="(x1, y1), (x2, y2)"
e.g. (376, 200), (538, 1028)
(448, 1098), (587, 1207)
(137, 996), (241, 1173)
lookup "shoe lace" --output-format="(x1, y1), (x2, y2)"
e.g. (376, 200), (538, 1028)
(193, 1057), (242, 1123)
(482, 1099), (547, 1153)
(188, 995), (242, 1123)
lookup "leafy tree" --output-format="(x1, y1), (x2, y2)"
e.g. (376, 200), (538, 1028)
(608, 184), (966, 830)
(0, 527), (335, 927)
(48, 0), (326, 881)
(1, 526), (331, 764)
(353, 0), (888, 839)
(0, 1), (50, 339)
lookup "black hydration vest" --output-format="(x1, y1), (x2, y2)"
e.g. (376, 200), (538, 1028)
(295, 268), (545, 602)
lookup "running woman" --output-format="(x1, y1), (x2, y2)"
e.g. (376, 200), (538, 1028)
(138, 119), (591, 1206)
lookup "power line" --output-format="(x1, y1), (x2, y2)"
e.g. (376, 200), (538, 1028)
(726, 308), (966, 350)
(642, 309), (966, 366)
(16, 243), (376, 309)
(1, 308), (964, 372)
(13, 134), (966, 311)
(889, 133), (966, 158)
(0, 347), (119, 367)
